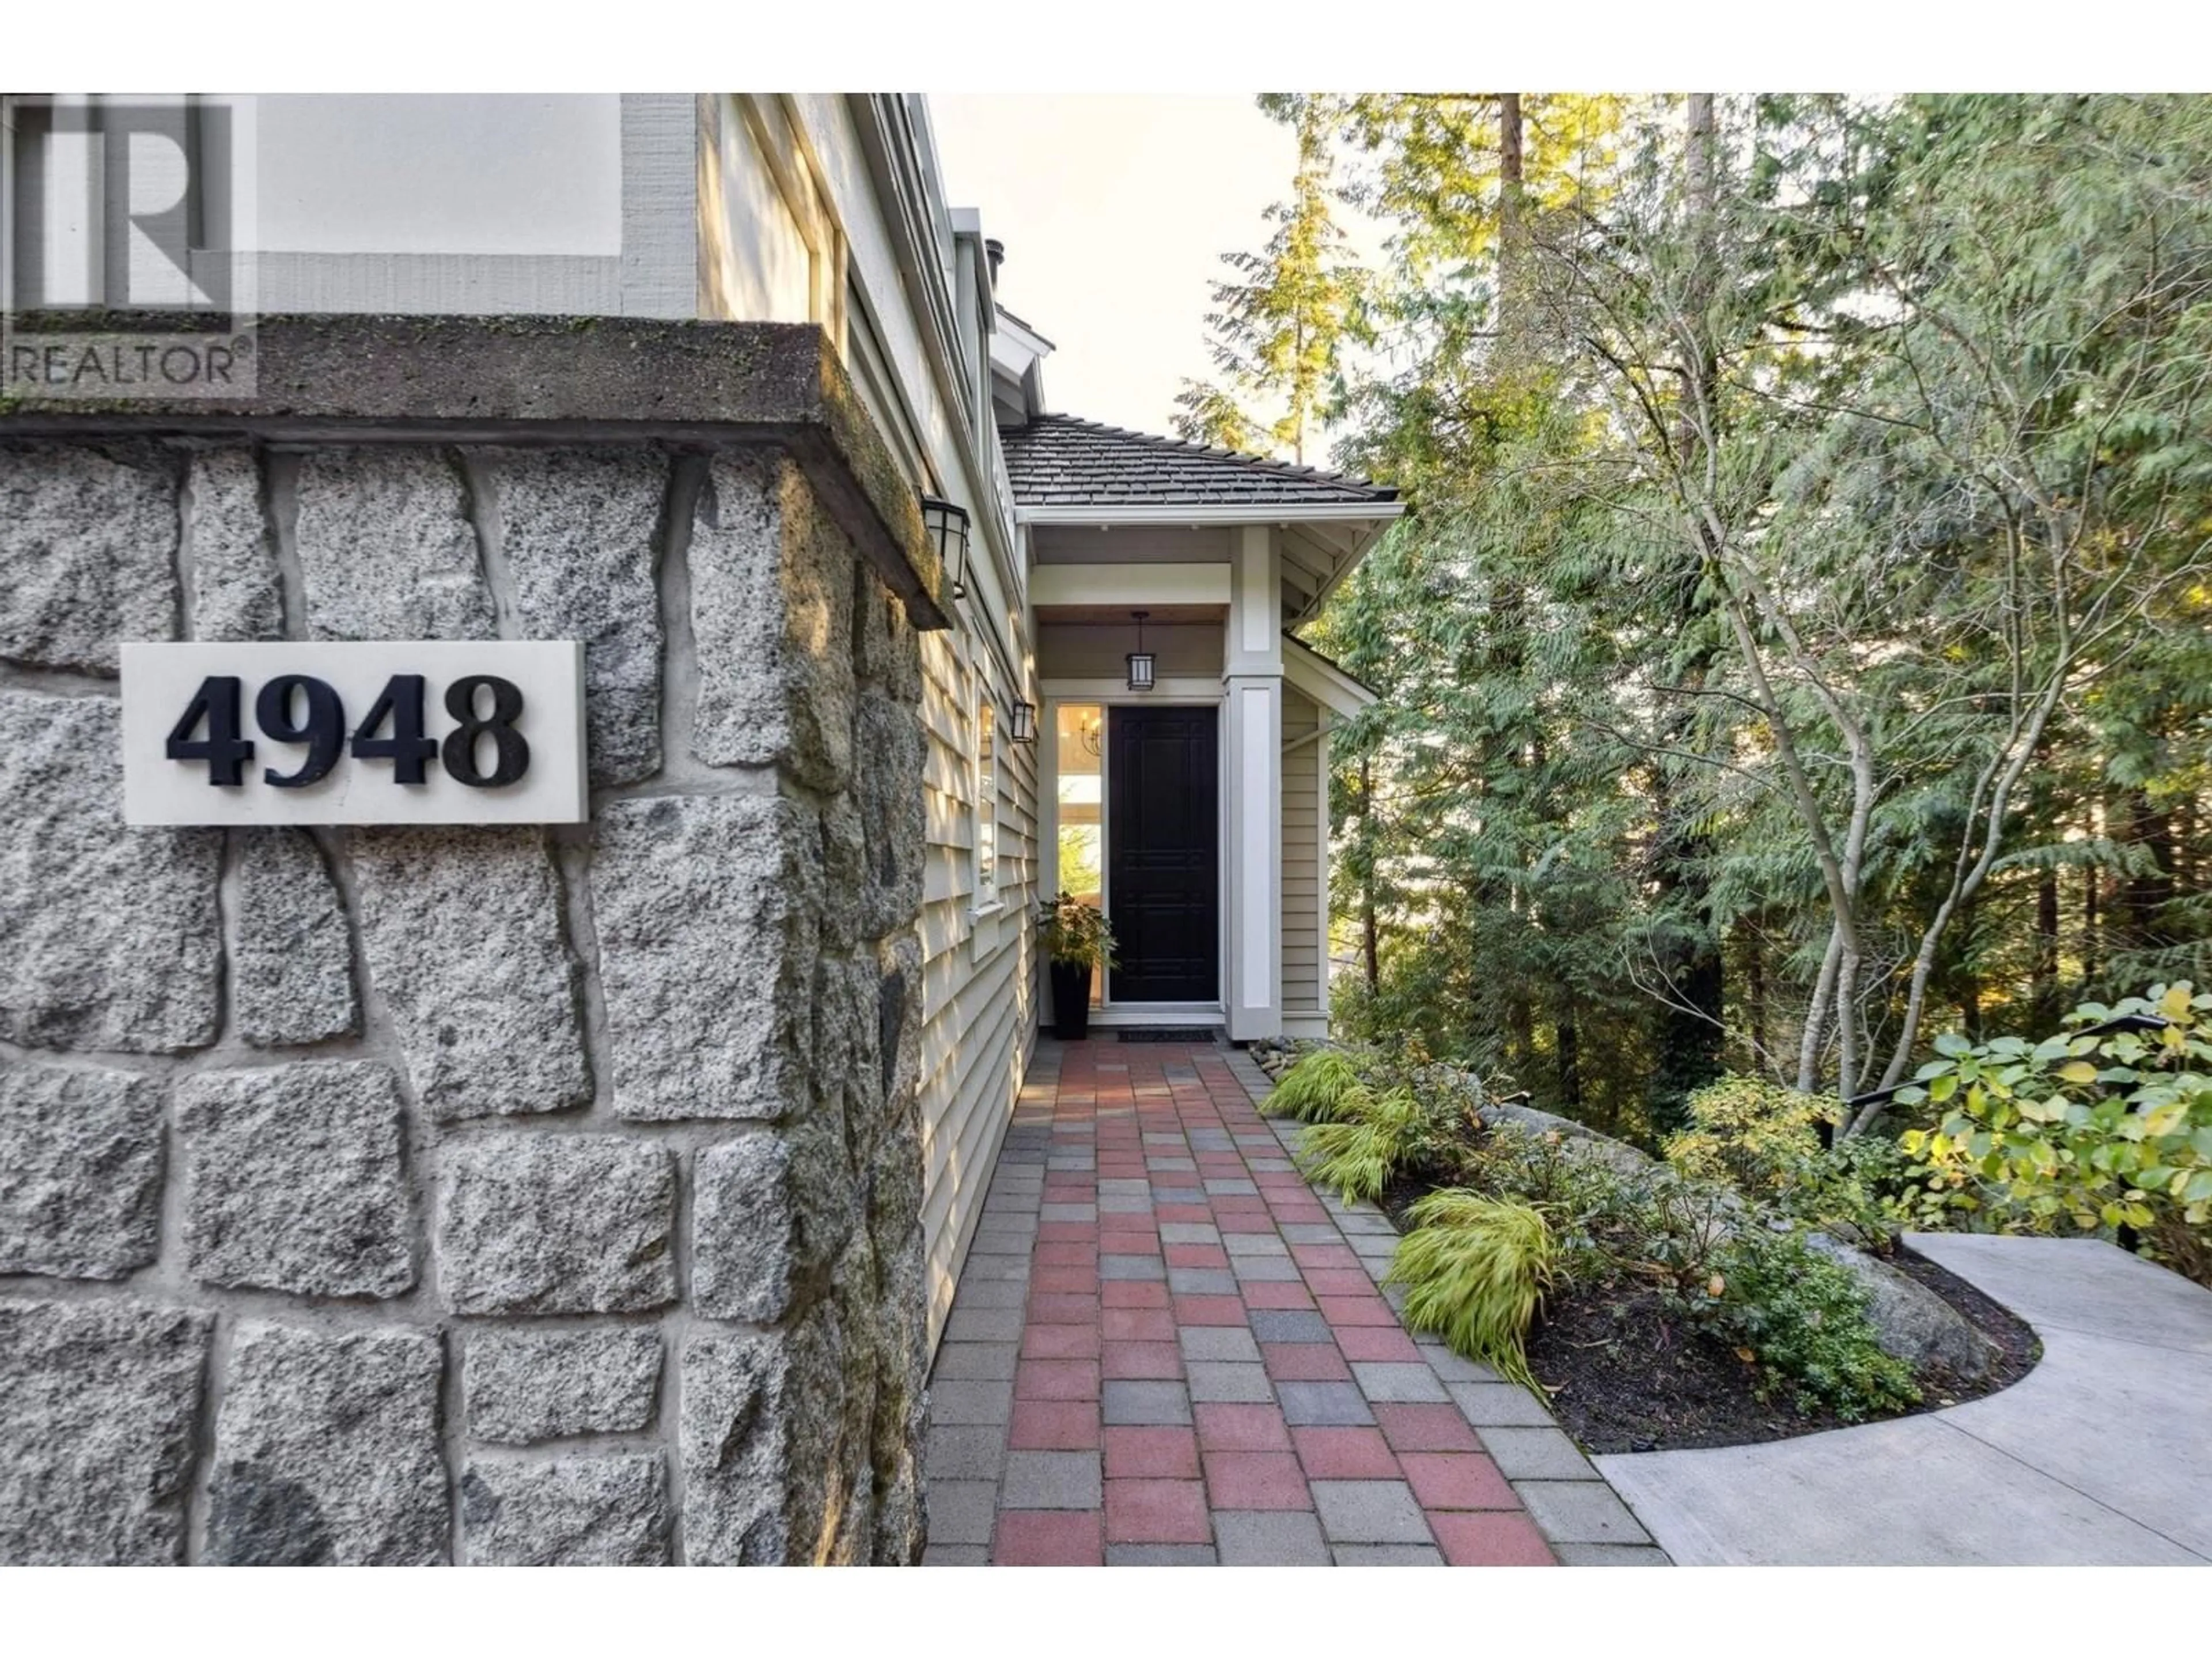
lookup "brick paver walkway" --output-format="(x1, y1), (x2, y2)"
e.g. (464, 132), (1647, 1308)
(922, 1039), (1666, 1566)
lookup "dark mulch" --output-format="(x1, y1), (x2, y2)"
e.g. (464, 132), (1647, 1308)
(1520, 1243), (2041, 1456)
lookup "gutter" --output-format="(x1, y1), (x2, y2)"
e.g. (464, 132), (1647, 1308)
(1017, 501), (1406, 528)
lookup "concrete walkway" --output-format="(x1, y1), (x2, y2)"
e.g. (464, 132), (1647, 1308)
(920, 1039), (1664, 1566)
(1597, 1234), (2212, 1565)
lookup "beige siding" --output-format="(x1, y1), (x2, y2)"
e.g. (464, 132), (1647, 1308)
(1036, 621), (1224, 681)
(1282, 687), (1323, 1013)
(916, 626), (1039, 1346)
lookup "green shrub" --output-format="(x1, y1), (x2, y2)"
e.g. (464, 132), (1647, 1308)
(1897, 983), (2212, 1273)
(1384, 1191), (1556, 1389)
(1666, 1073), (1914, 1247)
(1673, 1228), (1922, 1422)
(1665, 1075), (1838, 1197)
(1465, 1123), (1737, 1291)
(1264, 1047), (1369, 1123)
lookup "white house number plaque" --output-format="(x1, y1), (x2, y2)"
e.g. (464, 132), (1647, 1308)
(121, 641), (588, 826)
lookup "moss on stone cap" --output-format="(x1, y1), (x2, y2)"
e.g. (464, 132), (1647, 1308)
(0, 314), (948, 628)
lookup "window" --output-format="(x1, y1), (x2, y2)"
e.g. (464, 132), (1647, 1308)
(710, 96), (848, 354)
(1054, 703), (1105, 1008)
(974, 696), (997, 909)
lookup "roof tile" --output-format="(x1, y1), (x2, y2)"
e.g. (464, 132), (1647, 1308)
(999, 415), (1397, 509)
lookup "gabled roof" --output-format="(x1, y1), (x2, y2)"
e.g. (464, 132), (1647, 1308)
(999, 414), (1399, 510)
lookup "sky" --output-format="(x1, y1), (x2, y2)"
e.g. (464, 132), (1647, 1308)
(930, 96), (1302, 437)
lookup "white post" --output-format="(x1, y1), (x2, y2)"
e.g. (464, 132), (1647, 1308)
(1223, 525), (1282, 1042)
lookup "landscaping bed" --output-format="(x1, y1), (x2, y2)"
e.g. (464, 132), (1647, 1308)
(1513, 1239), (2040, 1455)
(1260, 1044), (2061, 1457)
(1373, 1174), (2040, 1454)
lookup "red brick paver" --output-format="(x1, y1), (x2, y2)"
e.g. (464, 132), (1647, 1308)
(925, 1040), (1576, 1566)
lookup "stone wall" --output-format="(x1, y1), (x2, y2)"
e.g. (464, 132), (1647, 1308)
(0, 400), (935, 1563)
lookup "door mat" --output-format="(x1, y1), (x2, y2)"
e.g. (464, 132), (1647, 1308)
(1115, 1028), (1223, 1044)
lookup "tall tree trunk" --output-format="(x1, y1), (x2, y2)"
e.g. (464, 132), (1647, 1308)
(1745, 919), (1768, 1073)
(1645, 92), (1728, 1134)
(2033, 863), (2062, 1032)
(1556, 998), (1583, 1112)
(1498, 93), (1525, 312)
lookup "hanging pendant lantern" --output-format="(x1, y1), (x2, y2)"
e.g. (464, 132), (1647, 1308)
(1125, 610), (1155, 692)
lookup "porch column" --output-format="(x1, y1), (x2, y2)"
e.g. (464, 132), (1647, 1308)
(1224, 524), (1282, 1041)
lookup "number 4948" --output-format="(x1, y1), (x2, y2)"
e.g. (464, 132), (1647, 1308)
(165, 673), (531, 789)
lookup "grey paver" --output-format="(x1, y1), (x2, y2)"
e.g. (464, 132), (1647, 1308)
(1168, 1268), (1239, 1296)
(1555, 1543), (1674, 1566)
(1224, 1233), (1289, 1257)
(921, 1544), (990, 1565)
(1414, 1340), (1501, 1384)
(932, 1342), (1018, 1381)
(1449, 1381), (1559, 1426)
(1002, 1450), (1103, 1510)
(1100, 1253), (1166, 1281)
(925, 1425), (1008, 1483)
(929, 1380), (1014, 1425)
(1107, 1544), (1218, 1565)
(952, 1280), (1029, 1309)
(1516, 1480), (1654, 1547)
(1214, 1509), (1331, 1565)
(1311, 1480), (1431, 1544)
(960, 1256), (1033, 1283)
(1202, 1178), (1258, 1196)
(1479, 1426), (1600, 1482)
(1249, 1310), (1332, 1345)
(1039, 1203), (1096, 1222)
(926, 1480), (999, 1546)
(1334, 1211), (1398, 1236)
(1277, 1381), (1374, 1426)
(1159, 1222), (1219, 1245)
(1102, 1380), (1192, 1426)
(1351, 1362), (1450, 1403)
(1187, 1362), (1274, 1403)
(942, 1307), (1024, 1343)
(1099, 1195), (1154, 1214)
(1179, 1327), (1261, 1364)
(1280, 1224), (1340, 1245)
(1331, 1543), (1444, 1565)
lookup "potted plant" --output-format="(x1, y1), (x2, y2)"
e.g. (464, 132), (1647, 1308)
(1039, 891), (1114, 1040)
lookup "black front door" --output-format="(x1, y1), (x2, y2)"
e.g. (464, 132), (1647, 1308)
(1107, 706), (1219, 1002)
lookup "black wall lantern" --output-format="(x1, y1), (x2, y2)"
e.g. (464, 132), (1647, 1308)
(921, 495), (972, 600)
(1126, 610), (1156, 692)
(1010, 701), (1037, 744)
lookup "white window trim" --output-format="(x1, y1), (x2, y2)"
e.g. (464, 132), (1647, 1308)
(969, 674), (1001, 921)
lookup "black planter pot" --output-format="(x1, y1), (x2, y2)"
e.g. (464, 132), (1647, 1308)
(1049, 960), (1094, 1040)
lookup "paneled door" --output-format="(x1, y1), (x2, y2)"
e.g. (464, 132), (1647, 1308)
(1106, 706), (1218, 1002)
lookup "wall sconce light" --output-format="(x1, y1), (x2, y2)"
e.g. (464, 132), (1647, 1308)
(1126, 610), (1156, 692)
(1010, 701), (1037, 744)
(921, 495), (972, 601)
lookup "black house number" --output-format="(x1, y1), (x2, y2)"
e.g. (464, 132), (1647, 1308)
(164, 673), (531, 789)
